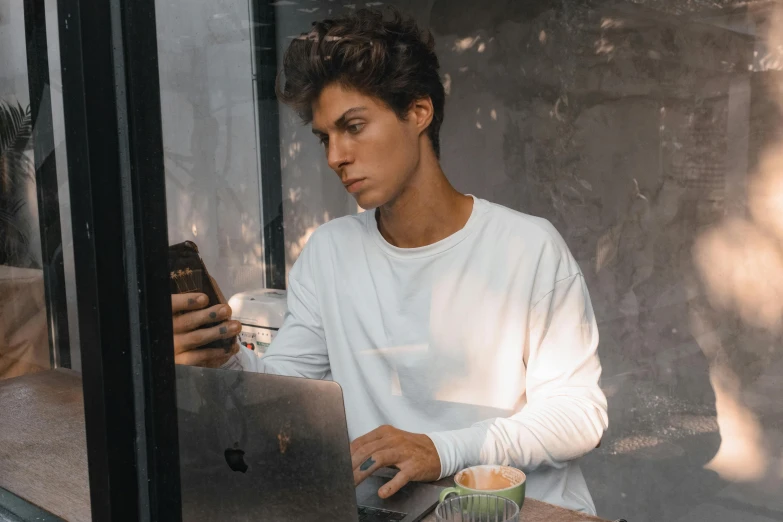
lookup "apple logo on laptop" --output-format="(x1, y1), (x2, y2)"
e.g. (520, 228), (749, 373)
(224, 442), (248, 473)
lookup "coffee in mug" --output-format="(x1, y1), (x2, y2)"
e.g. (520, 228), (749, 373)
(456, 466), (524, 491)
(439, 465), (526, 508)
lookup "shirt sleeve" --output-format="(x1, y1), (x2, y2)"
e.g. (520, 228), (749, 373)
(427, 272), (608, 478)
(221, 245), (331, 379)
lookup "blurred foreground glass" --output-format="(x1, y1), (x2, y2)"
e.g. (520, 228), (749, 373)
(435, 494), (519, 522)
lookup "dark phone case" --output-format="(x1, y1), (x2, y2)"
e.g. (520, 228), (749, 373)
(169, 241), (236, 351)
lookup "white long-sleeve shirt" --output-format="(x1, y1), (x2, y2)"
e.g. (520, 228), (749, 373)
(223, 196), (608, 514)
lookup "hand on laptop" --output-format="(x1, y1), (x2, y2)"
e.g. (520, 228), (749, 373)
(171, 293), (241, 368)
(350, 425), (441, 499)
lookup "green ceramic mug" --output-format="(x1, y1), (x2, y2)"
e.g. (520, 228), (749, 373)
(439, 465), (526, 509)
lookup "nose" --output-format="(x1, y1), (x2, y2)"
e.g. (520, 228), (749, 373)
(326, 136), (351, 172)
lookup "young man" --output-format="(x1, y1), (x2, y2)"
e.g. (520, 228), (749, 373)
(170, 9), (607, 515)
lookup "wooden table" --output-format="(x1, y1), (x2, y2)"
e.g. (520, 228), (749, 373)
(0, 370), (607, 521)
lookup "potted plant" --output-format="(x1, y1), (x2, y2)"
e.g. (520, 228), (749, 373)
(0, 100), (37, 268)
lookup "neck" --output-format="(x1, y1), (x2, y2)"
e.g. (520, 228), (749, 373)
(376, 151), (473, 249)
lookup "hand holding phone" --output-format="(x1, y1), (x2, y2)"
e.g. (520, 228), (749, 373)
(169, 241), (241, 367)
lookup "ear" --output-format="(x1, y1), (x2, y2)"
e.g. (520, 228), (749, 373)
(409, 97), (434, 136)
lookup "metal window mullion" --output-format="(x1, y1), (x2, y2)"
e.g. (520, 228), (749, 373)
(23, 0), (71, 369)
(113, 0), (183, 518)
(56, 0), (181, 520)
(251, 0), (285, 289)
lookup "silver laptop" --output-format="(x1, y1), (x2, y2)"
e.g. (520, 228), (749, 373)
(175, 365), (443, 521)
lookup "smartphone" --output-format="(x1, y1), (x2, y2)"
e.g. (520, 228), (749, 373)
(168, 240), (236, 351)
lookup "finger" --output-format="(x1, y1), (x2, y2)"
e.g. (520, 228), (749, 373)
(172, 293), (208, 314)
(378, 469), (410, 499)
(350, 425), (388, 455)
(173, 304), (231, 334)
(175, 347), (235, 367)
(354, 449), (397, 486)
(351, 437), (391, 471)
(182, 320), (241, 351)
(176, 320), (241, 353)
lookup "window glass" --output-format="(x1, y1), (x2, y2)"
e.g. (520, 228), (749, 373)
(0, 1), (89, 520)
(162, 1), (783, 520)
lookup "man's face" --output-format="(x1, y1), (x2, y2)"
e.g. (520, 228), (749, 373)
(311, 84), (422, 209)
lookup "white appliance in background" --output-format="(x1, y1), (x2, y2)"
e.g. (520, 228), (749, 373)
(228, 289), (287, 357)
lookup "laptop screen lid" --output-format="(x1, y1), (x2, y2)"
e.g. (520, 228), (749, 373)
(175, 365), (359, 522)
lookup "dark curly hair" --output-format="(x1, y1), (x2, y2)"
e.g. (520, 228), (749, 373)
(277, 8), (445, 158)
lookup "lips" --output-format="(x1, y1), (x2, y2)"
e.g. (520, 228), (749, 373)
(343, 178), (365, 193)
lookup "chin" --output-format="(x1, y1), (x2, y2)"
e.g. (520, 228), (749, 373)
(354, 191), (388, 210)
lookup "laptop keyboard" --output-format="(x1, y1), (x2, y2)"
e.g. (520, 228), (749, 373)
(357, 505), (407, 521)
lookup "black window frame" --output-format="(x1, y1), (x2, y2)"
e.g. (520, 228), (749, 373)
(251, 0), (286, 290)
(56, 0), (182, 519)
(23, 0), (71, 370)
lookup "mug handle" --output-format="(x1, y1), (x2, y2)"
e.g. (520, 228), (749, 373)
(439, 487), (460, 503)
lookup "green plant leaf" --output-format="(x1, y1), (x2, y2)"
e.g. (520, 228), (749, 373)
(0, 101), (31, 154)
(0, 100), (34, 267)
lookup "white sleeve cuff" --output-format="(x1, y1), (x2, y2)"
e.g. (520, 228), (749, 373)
(426, 426), (486, 479)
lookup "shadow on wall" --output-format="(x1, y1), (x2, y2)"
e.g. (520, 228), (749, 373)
(156, 0), (266, 298)
(278, 107), (338, 267)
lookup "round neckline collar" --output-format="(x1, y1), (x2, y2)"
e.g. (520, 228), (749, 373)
(364, 195), (486, 259)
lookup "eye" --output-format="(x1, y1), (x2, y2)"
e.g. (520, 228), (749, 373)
(347, 123), (365, 134)
(318, 136), (329, 147)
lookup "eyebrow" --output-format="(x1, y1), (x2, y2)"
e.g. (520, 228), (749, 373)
(312, 106), (367, 136)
